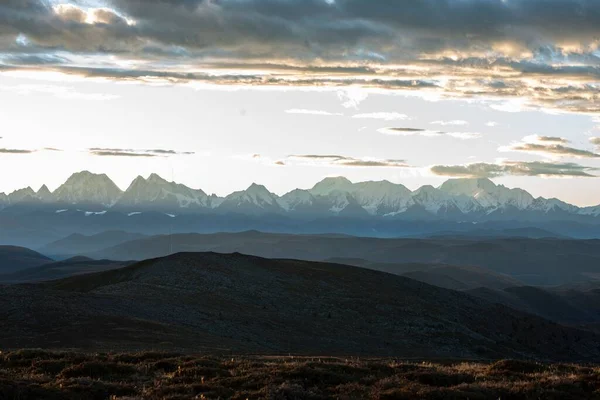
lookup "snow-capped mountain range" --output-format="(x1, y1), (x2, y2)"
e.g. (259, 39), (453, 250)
(0, 171), (599, 221)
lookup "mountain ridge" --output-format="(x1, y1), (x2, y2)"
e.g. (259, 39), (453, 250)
(1, 171), (599, 223)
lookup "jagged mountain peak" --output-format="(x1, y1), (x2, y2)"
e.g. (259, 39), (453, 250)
(246, 182), (271, 193)
(118, 173), (210, 210)
(53, 171), (123, 206)
(439, 177), (533, 210)
(414, 185), (440, 195)
(36, 184), (54, 202)
(64, 170), (112, 183)
(2, 173), (597, 221)
(11, 186), (35, 195)
(37, 184), (51, 193)
(147, 173), (169, 184)
(219, 183), (281, 214)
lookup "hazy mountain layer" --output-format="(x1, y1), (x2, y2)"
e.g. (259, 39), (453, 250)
(83, 231), (600, 286)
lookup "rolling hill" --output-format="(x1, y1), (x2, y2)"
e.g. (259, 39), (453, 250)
(0, 252), (595, 360)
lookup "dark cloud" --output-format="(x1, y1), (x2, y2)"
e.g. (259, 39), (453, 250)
(506, 143), (600, 158)
(0, 148), (34, 154)
(289, 154), (409, 167)
(431, 161), (597, 178)
(43, 147), (62, 151)
(591, 137), (600, 146)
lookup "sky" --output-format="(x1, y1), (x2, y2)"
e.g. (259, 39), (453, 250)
(0, 0), (600, 206)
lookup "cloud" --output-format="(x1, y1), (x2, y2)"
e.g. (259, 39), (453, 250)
(43, 147), (62, 151)
(337, 88), (369, 109)
(378, 127), (481, 139)
(0, 83), (119, 101)
(352, 112), (409, 121)
(591, 137), (600, 147)
(90, 150), (157, 158)
(431, 120), (468, 126)
(535, 136), (570, 144)
(431, 161), (597, 178)
(285, 109), (342, 116)
(501, 136), (600, 158)
(89, 148), (194, 157)
(0, 148), (35, 154)
(4, 1), (600, 113)
(288, 154), (409, 168)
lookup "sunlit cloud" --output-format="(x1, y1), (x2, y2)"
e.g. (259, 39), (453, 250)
(500, 136), (600, 159)
(0, 148), (35, 154)
(2, 0), (600, 114)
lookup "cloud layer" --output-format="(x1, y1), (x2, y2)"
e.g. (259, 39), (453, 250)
(2, 1), (600, 113)
(431, 161), (597, 178)
(288, 154), (409, 168)
(89, 148), (194, 157)
(501, 136), (600, 158)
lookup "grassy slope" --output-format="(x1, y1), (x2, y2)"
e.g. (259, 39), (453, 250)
(0, 350), (599, 399)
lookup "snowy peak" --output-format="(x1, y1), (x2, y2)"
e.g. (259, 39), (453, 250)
(439, 178), (497, 195)
(531, 197), (579, 214)
(352, 180), (413, 215)
(246, 183), (274, 198)
(412, 185), (482, 215)
(309, 177), (354, 196)
(278, 189), (317, 212)
(1, 173), (597, 221)
(411, 185), (449, 213)
(53, 171), (123, 206)
(439, 178), (534, 210)
(219, 183), (282, 214)
(117, 174), (211, 210)
(579, 205), (600, 217)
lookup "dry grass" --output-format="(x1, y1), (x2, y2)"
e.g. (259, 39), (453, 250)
(0, 350), (598, 399)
